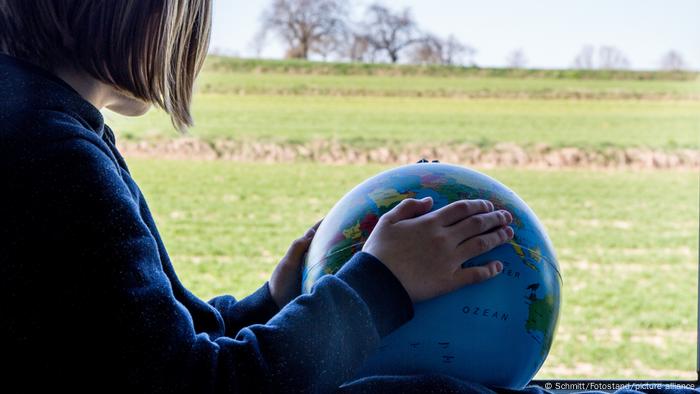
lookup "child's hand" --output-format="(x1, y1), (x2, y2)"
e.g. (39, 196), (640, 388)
(269, 219), (323, 309)
(362, 197), (513, 303)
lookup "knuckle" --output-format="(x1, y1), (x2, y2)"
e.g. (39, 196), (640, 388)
(476, 237), (489, 252)
(461, 200), (478, 216)
(379, 212), (397, 225)
(479, 199), (493, 212)
(391, 200), (408, 211)
(459, 200), (473, 213)
(433, 231), (449, 246)
(480, 200), (489, 212)
(445, 200), (466, 218)
(423, 214), (439, 227)
(387, 206), (401, 216)
(425, 216), (440, 227)
(461, 268), (483, 285)
(475, 268), (490, 282)
(471, 215), (486, 231)
(496, 211), (505, 224)
(497, 228), (507, 242)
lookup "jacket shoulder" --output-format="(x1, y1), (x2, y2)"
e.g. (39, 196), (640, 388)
(1, 109), (116, 168)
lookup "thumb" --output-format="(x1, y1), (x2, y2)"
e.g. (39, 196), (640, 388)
(284, 236), (312, 265)
(304, 219), (322, 239)
(383, 197), (433, 224)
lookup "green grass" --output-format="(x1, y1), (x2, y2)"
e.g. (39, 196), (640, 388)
(195, 72), (700, 99)
(126, 159), (698, 380)
(105, 56), (700, 150)
(204, 56), (700, 81)
(106, 95), (700, 150)
(106, 55), (700, 380)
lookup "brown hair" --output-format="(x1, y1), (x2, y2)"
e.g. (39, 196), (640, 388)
(0, 0), (212, 133)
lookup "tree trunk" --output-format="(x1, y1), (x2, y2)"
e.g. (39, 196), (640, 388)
(389, 51), (398, 63)
(301, 41), (309, 59)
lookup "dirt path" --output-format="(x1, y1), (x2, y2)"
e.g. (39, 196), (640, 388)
(117, 138), (700, 169)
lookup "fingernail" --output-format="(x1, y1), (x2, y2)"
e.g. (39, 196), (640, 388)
(505, 226), (514, 239)
(487, 201), (494, 211)
(495, 261), (503, 273)
(503, 211), (512, 223)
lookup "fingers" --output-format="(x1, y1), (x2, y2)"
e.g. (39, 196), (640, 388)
(285, 235), (313, 264)
(452, 261), (503, 288)
(282, 218), (324, 266)
(382, 197), (433, 224)
(449, 209), (512, 243)
(456, 225), (514, 261)
(428, 199), (494, 227)
(304, 218), (323, 239)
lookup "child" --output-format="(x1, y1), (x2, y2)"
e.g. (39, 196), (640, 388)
(0, 1), (513, 392)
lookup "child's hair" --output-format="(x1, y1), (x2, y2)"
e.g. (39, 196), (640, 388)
(0, 0), (212, 133)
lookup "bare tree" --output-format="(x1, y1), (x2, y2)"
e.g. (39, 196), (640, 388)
(247, 30), (267, 58)
(660, 50), (686, 71)
(347, 33), (373, 62)
(409, 34), (443, 65)
(598, 46), (630, 69)
(314, 31), (344, 60)
(409, 33), (476, 66)
(506, 48), (527, 68)
(573, 45), (595, 69)
(444, 35), (475, 66)
(363, 3), (419, 63)
(259, 0), (349, 60)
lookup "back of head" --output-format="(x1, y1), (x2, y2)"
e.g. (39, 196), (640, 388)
(0, 0), (213, 133)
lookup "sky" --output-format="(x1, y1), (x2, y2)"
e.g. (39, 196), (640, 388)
(210, 0), (700, 70)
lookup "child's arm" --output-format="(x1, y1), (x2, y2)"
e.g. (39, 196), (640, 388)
(207, 282), (281, 337)
(207, 220), (322, 337)
(21, 133), (411, 392)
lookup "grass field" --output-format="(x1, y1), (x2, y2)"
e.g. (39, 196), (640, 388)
(110, 57), (699, 380)
(195, 72), (700, 98)
(107, 58), (700, 151)
(127, 159), (698, 380)
(108, 96), (700, 150)
(203, 56), (699, 81)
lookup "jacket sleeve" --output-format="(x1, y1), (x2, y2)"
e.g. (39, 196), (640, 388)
(32, 136), (414, 393)
(207, 281), (281, 337)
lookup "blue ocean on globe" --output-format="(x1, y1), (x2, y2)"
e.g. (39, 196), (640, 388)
(302, 162), (562, 389)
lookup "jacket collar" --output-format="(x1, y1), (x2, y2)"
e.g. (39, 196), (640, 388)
(0, 53), (105, 138)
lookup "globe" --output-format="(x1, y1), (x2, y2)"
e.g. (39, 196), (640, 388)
(301, 162), (562, 389)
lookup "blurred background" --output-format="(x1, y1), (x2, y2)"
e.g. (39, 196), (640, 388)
(105, 0), (699, 380)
